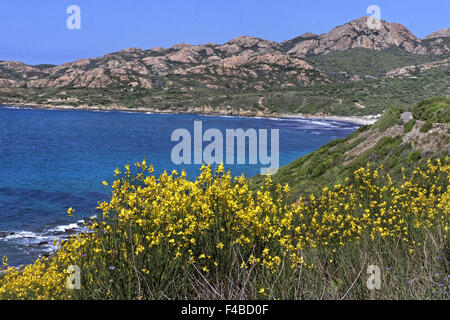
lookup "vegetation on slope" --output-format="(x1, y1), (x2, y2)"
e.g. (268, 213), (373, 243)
(251, 98), (450, 201)
(1, 66), (449, 117)
(305, 47), (449, 78)
(412, 97), (450, 123)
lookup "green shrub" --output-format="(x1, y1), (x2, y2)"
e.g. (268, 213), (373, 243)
(373, 107), (403, 132)
(374, 136), (402, 156)
(412, 98), (450, 123)
(389, 156), (399, 168)
(420, 120), (433, 133)
(407, 150), (421, 162)
(404, 119), (416, 133)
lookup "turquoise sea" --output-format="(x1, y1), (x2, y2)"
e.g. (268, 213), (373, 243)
(0, 106), (359, 265)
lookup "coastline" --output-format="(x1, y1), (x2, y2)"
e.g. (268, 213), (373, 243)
(0, 102), (380, 126)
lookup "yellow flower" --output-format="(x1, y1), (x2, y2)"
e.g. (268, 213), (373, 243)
(67, 207), (74, 217)
(135, 245), (144, 256)
(1, 158), (447, 300)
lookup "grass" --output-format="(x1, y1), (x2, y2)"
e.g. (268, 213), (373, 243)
(373, 107), (403, 132)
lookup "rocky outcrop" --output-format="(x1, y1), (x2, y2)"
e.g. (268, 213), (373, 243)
(401, 112), (413, 123)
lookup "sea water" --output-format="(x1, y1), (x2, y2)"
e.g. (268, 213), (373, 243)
(0, 106), (358, 265)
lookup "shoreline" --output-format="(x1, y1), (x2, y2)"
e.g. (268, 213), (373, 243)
(0, 102), (380, 126)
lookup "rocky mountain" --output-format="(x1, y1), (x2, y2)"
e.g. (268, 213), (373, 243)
(0, 17), (448, 90)
(0, 36), (330, 90)
(282, 17), (449, 57)
(0, 17), (448, 116)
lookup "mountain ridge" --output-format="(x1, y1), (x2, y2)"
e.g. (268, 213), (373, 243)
(1, 16), (448, 87)
(0, 16), (448, 117)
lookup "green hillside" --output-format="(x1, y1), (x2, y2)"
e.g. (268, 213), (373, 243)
(251, 98), (450, 202)
(1, 66), (449, 117)
(305, 47), (449, 78)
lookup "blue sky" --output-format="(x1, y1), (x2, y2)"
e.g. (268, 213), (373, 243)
(0, 0), (448, 65)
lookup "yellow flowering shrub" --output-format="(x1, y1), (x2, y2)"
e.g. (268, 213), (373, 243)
(0, 158), (448, 300)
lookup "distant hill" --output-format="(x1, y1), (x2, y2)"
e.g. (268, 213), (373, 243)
(0, 17), (448, 117)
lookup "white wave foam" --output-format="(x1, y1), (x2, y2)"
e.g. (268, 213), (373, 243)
(47, 223), (79, 233)
(3, 231), (39, 240)
(309, 121), (334, 127)
(1, 106), (33, 110)
(0, 220), (91, 260)
(1, 220), (86, 246)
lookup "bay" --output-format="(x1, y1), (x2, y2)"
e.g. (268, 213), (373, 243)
(0, 106), (358, 265)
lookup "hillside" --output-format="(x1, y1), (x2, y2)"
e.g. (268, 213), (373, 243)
(251, 98), (450, 201)
(0, 16), (449, 117)
(305, 47), (449, 79)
